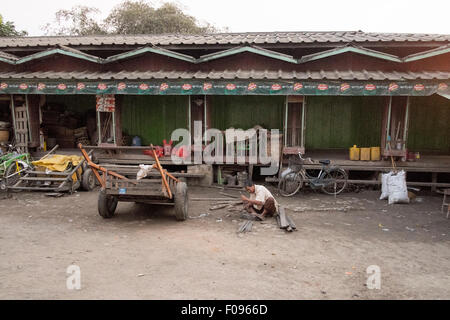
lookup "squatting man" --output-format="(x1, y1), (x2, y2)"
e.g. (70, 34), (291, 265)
(241, 181), (278, 221)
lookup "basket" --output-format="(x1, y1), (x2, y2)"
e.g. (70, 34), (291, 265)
(288, 154), (303, 172)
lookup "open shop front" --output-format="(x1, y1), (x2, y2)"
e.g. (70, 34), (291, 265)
(0, 95), (13, 152)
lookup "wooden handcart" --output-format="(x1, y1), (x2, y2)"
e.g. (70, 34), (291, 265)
(8, 145), (95, 193)
(78, 144), (188, 221)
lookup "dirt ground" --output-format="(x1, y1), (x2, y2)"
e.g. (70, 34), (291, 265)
(0, 184), (449, 300)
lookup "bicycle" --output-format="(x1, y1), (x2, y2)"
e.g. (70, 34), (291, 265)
(0, 143), (32, 189)
(278, 152), (348, 197)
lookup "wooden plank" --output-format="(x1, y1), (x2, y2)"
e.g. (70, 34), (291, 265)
(286, 214), (297, 230)
(191, 198), (238, 202)
(107, 190), (166, 197)
(20, 177), (66, 182)
(278, 206), (289, 229)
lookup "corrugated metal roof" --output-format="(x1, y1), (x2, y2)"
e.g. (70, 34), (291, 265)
(0, 70), (447, 81)
(0, 31), (449, 48)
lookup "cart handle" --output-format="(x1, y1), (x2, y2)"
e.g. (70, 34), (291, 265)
(150, 144), (173, 199)
(78, 144), (137, 188)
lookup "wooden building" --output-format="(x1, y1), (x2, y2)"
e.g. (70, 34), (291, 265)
(0, 31), (449, 186)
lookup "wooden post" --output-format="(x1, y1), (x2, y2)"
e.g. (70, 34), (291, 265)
(403, 96), (410, 151)
(204, 94), (207, 137)
(284, 96), (288, 147)
(9, 95), (16, 142)
(114, 95), (123, 146)
(301, 96), (306, 151)
(25, 95), (31, 143)
(97, 110), (101, 145)
(188, 95), (192, 138)
(431, 172), (438, 193)
(386, 96), (393, 150)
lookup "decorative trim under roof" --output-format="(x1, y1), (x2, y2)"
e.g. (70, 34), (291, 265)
(197, 45), (298, 64)
(0, 43), (449, 66)
(299, 44), (402, 63)
(403, 44), (450, 62)
(105, 46), (196, 63)
(15, 45), (102, 65)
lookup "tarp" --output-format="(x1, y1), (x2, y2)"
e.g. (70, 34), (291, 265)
(32, 155), (83, 172)
(0, 80), (449, 96)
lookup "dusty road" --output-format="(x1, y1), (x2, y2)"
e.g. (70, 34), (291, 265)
(0, 186), (449, 299)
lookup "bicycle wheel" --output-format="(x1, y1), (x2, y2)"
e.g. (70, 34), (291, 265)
(5, 161), (26, 187)
(321, 168), (348, 195)
(278, 172), (303, 197)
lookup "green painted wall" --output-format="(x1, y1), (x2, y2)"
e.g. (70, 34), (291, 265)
(407, 95), (450, 154)
(210, 96), (284, 130)
(121, 95), (188, 145)
(306, 96), (384, 149)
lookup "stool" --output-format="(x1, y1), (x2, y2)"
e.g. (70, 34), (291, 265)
(442, 189), (450, 219)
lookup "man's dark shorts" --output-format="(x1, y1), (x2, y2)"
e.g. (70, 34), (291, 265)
(253, 197), (277, 216)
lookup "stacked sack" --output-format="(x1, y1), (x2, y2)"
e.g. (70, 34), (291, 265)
(380, 170), (410, 204)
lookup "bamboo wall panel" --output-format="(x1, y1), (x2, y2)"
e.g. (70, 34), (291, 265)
(306, 96), (384, 149)
(408, 95), (450, 154)
(121, 95), (188, 145)
(209, 95), (284, 131)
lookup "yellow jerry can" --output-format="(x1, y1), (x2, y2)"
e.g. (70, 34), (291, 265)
(360, 148), (371, 161)
(371, 147), (381, 161)
(349, 145), (360, 161)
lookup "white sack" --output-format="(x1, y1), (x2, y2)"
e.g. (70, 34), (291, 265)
(387, 170), (410, 205)
(380, 172), (392, 200)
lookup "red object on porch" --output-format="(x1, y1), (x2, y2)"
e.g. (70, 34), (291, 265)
(144, 146), (164, 158)
(163, 139), (173, 156)
(172, 146), (189, 159)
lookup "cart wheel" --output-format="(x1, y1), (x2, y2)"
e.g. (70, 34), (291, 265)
(5, 161), (27, 189)
(98, 189), (118, 219)
(81, 168), (96, 191)
(174, 182), (188, 221)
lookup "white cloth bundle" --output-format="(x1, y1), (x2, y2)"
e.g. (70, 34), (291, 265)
(136, 164), (153, 181)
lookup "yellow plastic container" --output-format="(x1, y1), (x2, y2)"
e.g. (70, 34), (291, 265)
(349, 145), (360, 161)
(370, 147), (381, 161)
(360, 148), (371, 161)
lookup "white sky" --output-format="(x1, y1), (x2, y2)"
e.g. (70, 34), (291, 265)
(1, 0), (449, 36)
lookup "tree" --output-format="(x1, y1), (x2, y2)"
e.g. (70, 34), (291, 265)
(0, 14), (28, 37)
(42, 6), (107, 36)
(43, 1), (219, 36)
(105, 1), (217, 34)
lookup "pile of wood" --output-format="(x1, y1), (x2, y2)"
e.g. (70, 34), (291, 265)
(277, 206), (297, 232)
(238, 220), (253, 233)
